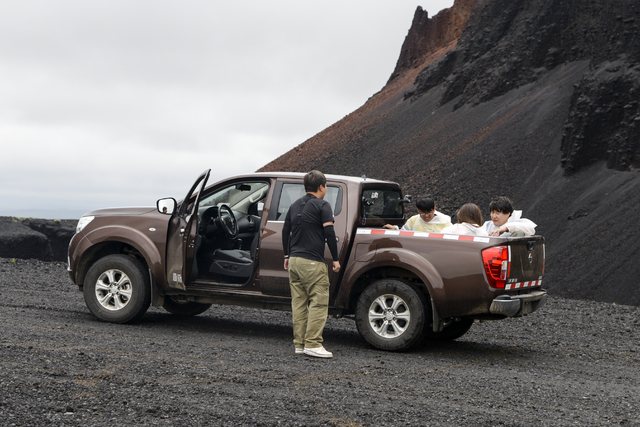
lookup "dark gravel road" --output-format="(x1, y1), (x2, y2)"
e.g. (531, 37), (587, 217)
(1, 258), (639, 426)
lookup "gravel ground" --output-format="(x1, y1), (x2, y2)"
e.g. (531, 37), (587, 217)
(1, 258), (639, 427)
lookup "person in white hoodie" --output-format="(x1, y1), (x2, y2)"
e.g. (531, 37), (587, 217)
(482, 196), (536, 237)
(383, 195), (451, 232)
(441, 203), (487, 236)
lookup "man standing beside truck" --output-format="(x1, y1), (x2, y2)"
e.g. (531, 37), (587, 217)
(282, 170), (341, 358)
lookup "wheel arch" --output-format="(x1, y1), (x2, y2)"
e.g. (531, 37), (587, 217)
(76, 241), (144, 287)
(336, 248), (445, 319)
(75, 227), (163, 290)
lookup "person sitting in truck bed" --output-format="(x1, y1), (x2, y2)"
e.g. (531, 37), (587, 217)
(383, 195), (451, 232)
(441, 203), (487, 236)
(482, 196), (536, 237)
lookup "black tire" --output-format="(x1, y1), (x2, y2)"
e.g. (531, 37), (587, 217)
(162, 296), (212, 316)
(355, 279), (428, 351)
(424, 317), (474, 341)
(83, 254), (151, 323)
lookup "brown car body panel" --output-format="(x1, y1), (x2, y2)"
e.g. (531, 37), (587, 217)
(68, 171), (546, 331)
(68, 208), (171, 290)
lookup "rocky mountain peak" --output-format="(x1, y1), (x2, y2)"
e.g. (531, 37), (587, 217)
(387, 0), (474, 84)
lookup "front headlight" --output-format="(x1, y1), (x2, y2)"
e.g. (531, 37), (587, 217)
(76, 216), (95, 234)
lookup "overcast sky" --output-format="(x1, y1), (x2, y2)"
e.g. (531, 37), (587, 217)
(0, 1), (454, 219)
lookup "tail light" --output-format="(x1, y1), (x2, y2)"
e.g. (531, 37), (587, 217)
(482, 246), (510, 288)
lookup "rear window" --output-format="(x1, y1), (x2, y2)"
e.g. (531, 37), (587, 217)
(361, 187), (404, 222)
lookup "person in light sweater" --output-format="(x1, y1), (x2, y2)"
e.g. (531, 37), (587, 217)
(482, 196), (536, 237)
(383, 195), (451, 233)
(441, 203), (487, 236)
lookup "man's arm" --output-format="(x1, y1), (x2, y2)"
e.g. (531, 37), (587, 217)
(282, 209), (292, 270)
(507, 217), (536, 236)
(489, 218), (536, 236)
(383, 214), (417, 230)
(323, 222), (340, 272)
(319, 201), (340, 272)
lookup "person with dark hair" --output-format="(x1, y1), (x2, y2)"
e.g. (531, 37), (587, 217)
(282, 170), (340, 358)
(482, 196), (536, 237)
(383, 195), (451, 232)
(441, 203), (487, 236)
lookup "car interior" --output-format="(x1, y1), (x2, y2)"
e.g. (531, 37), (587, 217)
(193, 181), (270, 285)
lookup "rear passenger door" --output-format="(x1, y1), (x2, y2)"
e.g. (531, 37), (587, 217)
(258, 179), (346, 297)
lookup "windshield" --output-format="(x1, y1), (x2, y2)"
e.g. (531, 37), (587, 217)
(199, 182), (269, 215)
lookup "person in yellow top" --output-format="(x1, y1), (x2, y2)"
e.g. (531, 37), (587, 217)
(383, 195), (451, 233)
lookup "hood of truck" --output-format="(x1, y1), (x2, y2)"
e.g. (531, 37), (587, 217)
(83, 207), (157, 217)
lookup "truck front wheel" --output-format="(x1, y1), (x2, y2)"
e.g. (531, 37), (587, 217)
(83, 254), (151, 323)
(355, 279), (427, 351)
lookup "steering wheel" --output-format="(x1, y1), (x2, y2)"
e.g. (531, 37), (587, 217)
(217, 204), (238, 239)
(201, 206), (218, 226)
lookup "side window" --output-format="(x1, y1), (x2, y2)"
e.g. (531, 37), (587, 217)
(270, 182), (343, 221)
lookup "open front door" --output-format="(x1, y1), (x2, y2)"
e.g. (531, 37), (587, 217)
(166, 169), (210, 291)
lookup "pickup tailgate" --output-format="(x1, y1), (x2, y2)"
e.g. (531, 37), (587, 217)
(484, 236), (546, 317)
(505, 237), (545, 289)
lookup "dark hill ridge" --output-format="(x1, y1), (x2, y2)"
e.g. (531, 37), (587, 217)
(0, 217), (77, 262)
(260, 0), (640, 305)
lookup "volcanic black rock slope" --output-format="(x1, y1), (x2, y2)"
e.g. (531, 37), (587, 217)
(260, 0), (640, 306)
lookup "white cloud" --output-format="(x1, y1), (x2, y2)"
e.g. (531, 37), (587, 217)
(0, 1), (454, 218)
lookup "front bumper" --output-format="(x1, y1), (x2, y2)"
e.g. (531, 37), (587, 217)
(490, 290), (547, 317)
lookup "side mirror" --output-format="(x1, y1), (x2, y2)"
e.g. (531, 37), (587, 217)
(402, 195), (412, 204)
(157, 198), (177, 215)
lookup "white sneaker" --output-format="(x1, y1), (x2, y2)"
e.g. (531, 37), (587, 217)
(295, 348), (304, 355)
(303, 346), (333, 358)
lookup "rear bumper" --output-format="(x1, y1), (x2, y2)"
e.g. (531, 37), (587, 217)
(490, 290), (547, 317)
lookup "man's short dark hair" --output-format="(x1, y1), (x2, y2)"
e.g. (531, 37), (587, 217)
(489, 196), (514, 215)
(304, 170), (327, 193)
(415, 196), (435, 212)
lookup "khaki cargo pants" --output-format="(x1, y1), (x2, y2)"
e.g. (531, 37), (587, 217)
(288, 257), (330, 350)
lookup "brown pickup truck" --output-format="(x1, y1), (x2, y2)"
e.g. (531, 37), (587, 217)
(68, 170), (546, 351)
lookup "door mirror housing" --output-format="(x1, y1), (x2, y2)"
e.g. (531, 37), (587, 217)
(157, 198), (177, 215)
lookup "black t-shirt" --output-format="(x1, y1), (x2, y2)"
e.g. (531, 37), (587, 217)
(282, 193), (335, 263)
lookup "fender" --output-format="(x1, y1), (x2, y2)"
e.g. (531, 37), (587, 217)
(335, 247), (448, 319)
(78, 225), (167, 289)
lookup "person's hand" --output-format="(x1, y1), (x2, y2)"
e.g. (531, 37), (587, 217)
(489, 226), (509, 236)
(332, 261), (340, 273)
(382, 224), (399, 230)
(284, 258), (289, 270)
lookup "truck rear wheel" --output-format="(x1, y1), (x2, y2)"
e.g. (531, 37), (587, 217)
(355, 279), (427, 351)
(83, 254), (151, 323)
(163, 296), (212, 316)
